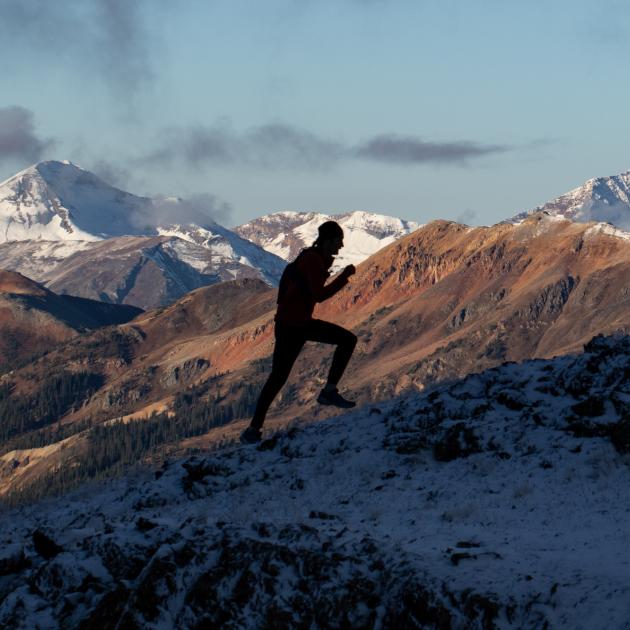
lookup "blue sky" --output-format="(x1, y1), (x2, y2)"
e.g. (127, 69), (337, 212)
(1, 0), (629, 227)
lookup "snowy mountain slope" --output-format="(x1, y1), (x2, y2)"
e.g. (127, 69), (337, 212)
(512, 169), (630, 231)
(157, 223), (286, 286)
(0, 226), (284, 305)
(1, 334), (629, 628)
(0, 161), (151, 242)
(0, 240), (96, 281)
(29, 234), (280, 310)
(0, 161), (285, 288)
(235, 210), (420, 271)
(0, 233), (281, 310)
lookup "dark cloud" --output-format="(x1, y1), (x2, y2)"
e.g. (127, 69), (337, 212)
(89, 158), (133, 190)
(92, 0), (154, 93)
(247, 124), (345, 168)
(141, 122), (345, 170)
(355, 135), (509, 165)
(0, 0), (158, 98)
(140, 122), (506, 171)
(0, 107), (52, 164)
(142, 124), (234, 167)
(129, 194), (232, 231)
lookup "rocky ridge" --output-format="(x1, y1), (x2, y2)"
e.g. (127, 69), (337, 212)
(0, 269), (142, 371)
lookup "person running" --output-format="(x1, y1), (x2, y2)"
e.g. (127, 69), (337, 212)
(240, 220), (358, 444)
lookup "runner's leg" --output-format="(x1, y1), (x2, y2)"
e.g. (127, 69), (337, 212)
(304, 319), (357, 386)
(250, 325), (305, 430)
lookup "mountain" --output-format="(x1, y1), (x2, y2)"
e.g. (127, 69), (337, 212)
(1, 212), (629, 503)
(203, 213), (630, 412)
(0, 269), (142, 372)
(512, 169), (630, 230)
(234, 210), (420, 271)
(0, 160), (151, 241)
(156, 223), (286, 286)
(0, 232), (284, 310)
(0, 161), (287, 306)
(0, 277), (275, 493)
(0, 239), (98, 283)
(31, 233), (281, 310)
(0, 333), (628, 628)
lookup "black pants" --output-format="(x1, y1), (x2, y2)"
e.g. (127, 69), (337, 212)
(251, 319), (357, 430)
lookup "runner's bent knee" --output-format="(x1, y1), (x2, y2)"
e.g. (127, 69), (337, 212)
(341, 329), (357, 349)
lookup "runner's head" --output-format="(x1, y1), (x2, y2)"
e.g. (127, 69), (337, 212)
(314, 221), (344, 255)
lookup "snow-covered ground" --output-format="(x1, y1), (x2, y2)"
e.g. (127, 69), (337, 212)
(0, 335), (629, 628)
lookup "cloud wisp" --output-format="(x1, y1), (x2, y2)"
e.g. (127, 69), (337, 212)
(141, 123), (346, 171)
(128, 194), (233, 232)
(455, 208), (478, 225)
(1, 0), (158, 100)
(89, 158), (134, 191)
(139, 122), (508, 171)
(355, 135), (509, 165)
(0, 107), (52, 164)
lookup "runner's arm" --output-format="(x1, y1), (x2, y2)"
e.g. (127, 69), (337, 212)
(301, 259), (350, 302)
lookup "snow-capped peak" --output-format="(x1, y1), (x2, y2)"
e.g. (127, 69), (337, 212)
(0, 160), (153, 243)
(234, 210), (421, 270)
(0, 161), (288, 290)
(511, 169), (630, 231)
(156, 222), (287, 286)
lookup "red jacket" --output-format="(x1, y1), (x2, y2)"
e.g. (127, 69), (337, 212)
(275, 248), (349, 325)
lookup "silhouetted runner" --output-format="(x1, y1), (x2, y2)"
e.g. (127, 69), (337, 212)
(240, 221), (357, 444)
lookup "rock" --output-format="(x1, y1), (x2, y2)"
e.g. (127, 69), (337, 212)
(258, 436), (279, 451)
(309, 511), (339, 521)
(161, 358), (210, 388)
(384, 582), (452, 629)
(393, 434), (430, 454)
(571, 397), (605, 418)
(128, 556), (179, 623)
(181, 458), (233, 493)
(565, 420), (611, 439)
(77, 585), (136, 630)
(433, 423), (481, 462)
(92, 541), (148, 581)
(496, 391), (527, 411)
(136, 517), (158, 532)
(32, 529), (63, 559)
(612, 392), (630, 418)
(0, 545), (30, 576)
(610, 419), (630, 454)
